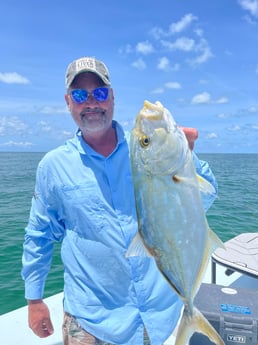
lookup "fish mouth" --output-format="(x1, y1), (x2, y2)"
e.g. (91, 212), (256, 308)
(135, 100), (175, 138)
(137, 100), (164, 121)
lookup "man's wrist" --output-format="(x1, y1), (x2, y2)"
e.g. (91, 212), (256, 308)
(27, 299), (43, 305)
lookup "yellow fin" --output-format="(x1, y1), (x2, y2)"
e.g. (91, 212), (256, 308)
(171, 174), (216, 197)
(197, 174), (216, 195)
(174, 306), (225, 345)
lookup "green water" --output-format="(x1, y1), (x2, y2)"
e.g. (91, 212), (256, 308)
(0, 152), (257, 315)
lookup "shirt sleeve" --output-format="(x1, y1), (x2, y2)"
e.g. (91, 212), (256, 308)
(21, 161), (64, 300)
(192, 151), (218, 212)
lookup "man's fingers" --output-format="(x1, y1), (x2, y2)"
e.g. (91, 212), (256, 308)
(180, 127), (198, 150)
(30, 318), (54, 338)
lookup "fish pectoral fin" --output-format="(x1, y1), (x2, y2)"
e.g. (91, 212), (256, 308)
(197, 174), (216, 195)
(172, 174), (216, 197)
(175, 306), (225, 345)
(125, 232), (152, 258)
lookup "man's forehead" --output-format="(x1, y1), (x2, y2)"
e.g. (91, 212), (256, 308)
(71, 72), (104, 86)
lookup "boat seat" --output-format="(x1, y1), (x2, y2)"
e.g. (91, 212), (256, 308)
(211, 232), (258, 284)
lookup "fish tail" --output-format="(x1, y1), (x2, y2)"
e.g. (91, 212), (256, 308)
(174, 306), (225, 345)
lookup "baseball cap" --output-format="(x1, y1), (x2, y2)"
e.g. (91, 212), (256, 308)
(65, 57), (111, 89)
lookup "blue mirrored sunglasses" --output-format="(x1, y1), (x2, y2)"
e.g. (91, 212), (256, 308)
(70, 87), (109, 104)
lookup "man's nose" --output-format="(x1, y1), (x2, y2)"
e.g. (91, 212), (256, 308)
(86, 92), (97, 104)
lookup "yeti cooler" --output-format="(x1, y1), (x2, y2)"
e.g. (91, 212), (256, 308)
(189, 283), (258, 345)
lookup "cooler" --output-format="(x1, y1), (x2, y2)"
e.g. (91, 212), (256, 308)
(189, 283), (258, 345)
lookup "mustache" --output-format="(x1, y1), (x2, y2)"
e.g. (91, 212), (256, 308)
(80, 107), (106, 117)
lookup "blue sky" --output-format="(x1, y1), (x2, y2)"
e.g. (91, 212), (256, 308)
(0, 0), (257, 153)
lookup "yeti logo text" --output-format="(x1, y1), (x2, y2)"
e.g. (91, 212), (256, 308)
(227, 334), (246, 343)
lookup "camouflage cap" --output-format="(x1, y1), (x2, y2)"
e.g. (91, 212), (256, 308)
(65, 57), (110, 89)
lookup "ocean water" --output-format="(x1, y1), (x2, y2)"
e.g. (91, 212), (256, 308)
(0, 152), (257, 315)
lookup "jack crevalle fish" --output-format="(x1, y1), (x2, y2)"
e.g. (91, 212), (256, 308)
(128, 100), (224, 345)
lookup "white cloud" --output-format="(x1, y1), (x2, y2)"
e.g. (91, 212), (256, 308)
(205, 132), (218, 139)
(215, 97), (229, 104)
(136, 41), (154, 54)
(191, 92), (228, 104)
(120, 41), (154, 57)
(55, 129), (74, 140)
(160, 36), (213, 66)
(0, 72), (30, 84)
(38, 121), (52, 133)
(157, 57), (180, 72)
(123, 13), (212, 70)
(199, 79), (208, 84)
(118, 44), (133, 55)
(151, 81), (181, 94)
(0, 116), (28, 136)
(149, 26), (166, 40)
(234, 106), (258, 117)
(248, 106), (258, 112)
(38, 105), (69, 115)
(238, 0), (258, 17)
(151, 87), (164, 94)
(191, 92), (211, 104)
(217, 113), (231, 119)
(189, 38), (213, 66)
(131, 58), (146, 70)
(157, 57), (170, 71)
(191, 47), (213, 65)
(228, 125), (241, 131)
(169, 13), (198, 34)
(194, 28), (203, 37)
(164, 82), (181, 89)
(0, 140), (33, 147)
(62, 130), (73, 137)
(150, 13), (197, 39)
(161, 37), (195, 52)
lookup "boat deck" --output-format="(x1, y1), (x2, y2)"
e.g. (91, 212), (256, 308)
(1, 260), (258, 345)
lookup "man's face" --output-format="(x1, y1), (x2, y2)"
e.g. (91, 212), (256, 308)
(65, 72), (114, 135)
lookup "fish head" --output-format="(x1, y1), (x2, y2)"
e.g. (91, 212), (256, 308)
(130, 100), (188, 175)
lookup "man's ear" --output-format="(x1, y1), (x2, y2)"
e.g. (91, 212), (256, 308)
(64, 94), (71, 110)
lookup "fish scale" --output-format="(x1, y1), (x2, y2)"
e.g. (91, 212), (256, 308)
(128, 100), (225, 345)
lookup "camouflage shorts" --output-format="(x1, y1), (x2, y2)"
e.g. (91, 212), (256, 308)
(62, 312), (151, 345)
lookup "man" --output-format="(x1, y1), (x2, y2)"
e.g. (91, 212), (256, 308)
(22, 56), (218, 345)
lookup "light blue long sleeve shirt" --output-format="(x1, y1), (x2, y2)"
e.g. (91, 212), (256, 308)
(22, 121), (217, 345)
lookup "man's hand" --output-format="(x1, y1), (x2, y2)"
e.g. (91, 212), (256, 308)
(181, 127), (198, 150)
(28, 299), (54, 338)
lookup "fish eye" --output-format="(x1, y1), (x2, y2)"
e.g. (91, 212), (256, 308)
(139, 135), (151, 148)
